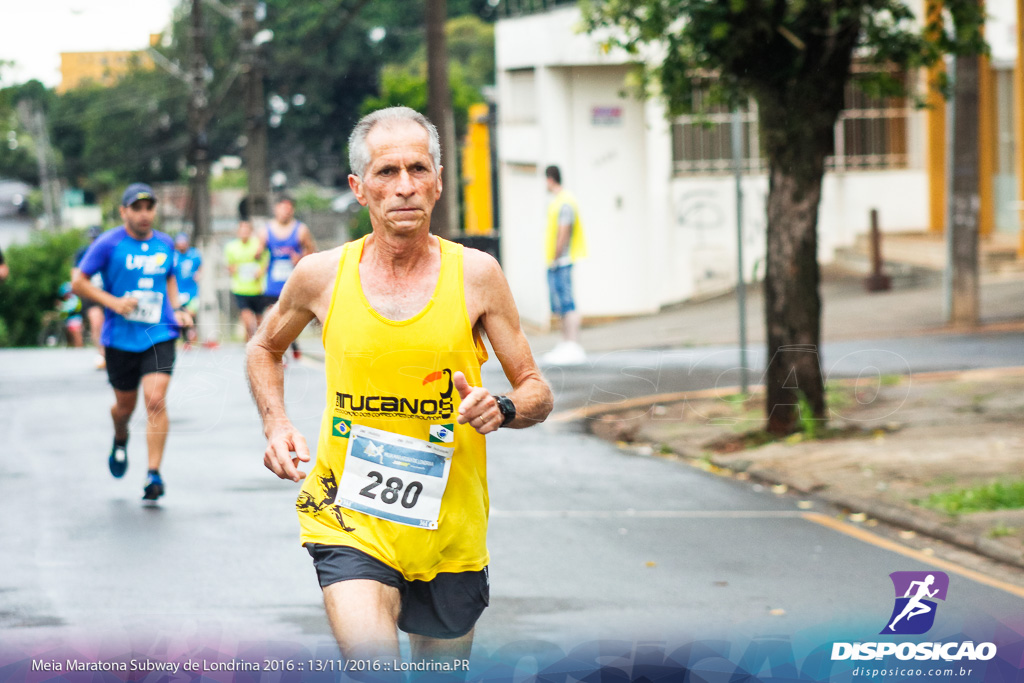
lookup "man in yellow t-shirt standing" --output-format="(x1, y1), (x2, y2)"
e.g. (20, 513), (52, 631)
(542, 164), (588, 365)
(245, 107), (553, 664)
(223, 219), (268, 341)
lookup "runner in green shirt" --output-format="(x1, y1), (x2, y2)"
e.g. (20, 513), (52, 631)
(224, 219), (269, 340)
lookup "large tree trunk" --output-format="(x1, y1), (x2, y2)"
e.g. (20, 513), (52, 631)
(758, 93), (835, 436)
(763, 163), (826, 435)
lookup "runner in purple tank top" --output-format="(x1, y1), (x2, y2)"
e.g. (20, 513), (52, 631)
(258, 195), (316, 359)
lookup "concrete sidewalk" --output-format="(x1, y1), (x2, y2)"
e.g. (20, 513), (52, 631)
(527, 265), (1024, 356)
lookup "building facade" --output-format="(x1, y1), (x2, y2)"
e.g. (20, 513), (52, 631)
(495, 1), (1024, 328)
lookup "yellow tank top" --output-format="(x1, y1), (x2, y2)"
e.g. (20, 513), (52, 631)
(297, 236), (490, 581)
(545, 189), (588, 263)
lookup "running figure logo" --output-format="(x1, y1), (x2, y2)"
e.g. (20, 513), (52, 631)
(881, 571), (949, 635)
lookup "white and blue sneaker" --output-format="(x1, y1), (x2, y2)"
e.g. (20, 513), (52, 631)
(109, 441), (128, 478)
(142, 471), (164, 501)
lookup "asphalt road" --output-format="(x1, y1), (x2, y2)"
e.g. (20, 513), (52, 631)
(1, 343), (1022, 668)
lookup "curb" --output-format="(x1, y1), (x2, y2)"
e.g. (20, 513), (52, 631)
(550, 365), (1024, 423)
(715, 462), (1024, 572)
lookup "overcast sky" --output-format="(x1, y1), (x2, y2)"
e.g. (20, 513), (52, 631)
(0, 0), (179, 88)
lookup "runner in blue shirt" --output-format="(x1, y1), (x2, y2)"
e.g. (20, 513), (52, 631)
(172, 232), (202, 348)
(72, 183), (193, 502)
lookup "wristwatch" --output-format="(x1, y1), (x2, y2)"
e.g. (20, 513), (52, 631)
(495, 395), (516, 428)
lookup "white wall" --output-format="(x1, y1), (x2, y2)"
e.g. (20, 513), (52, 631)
(667, 170), (930, 297)
(496, 5), (941, 322)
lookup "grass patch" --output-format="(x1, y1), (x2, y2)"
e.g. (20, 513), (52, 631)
(988, 524), (1018, 539)
(921, 480), (1024, 515)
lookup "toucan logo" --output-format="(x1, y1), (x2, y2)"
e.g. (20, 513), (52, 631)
(422, 368), (453, 399)
(334, 368), (455, 420)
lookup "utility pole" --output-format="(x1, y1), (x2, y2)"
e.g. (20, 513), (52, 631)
(426, 0), (459, 238)
(188, 0), (212, 242)
(949, 52), (980, 327)
(188, 0), (221, 344)
(17, 100), (62, 230)
(730, 109), (749, 395)
(240, 0), (270, 223)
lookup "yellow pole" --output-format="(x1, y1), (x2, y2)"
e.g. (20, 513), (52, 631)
(925, 0), (946, 234)
(978, 50), (996, 237)
(1016, 0), (1024, 255)
(461, 103), (494, 235)
(926, 64), (947, 234)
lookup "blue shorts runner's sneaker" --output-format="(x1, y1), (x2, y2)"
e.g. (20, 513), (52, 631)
(109, 441), (128, 478)
(143, 471), (164, 501)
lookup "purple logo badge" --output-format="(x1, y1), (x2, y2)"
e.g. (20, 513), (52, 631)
(881, 571), (949, 635)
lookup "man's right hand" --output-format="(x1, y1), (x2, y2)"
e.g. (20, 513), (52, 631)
(111, 296), (139, 316)
(264, 423), (311, 481)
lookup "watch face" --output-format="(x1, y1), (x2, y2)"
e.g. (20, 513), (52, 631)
(497, 396), (515, 426)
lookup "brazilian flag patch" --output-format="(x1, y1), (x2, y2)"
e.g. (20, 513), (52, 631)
(332, 417), (352, 439)
(429, 423), (455, 444)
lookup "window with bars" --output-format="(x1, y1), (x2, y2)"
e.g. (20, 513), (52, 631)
(670, 101), (761, 174)
(671, 71), (910, 175)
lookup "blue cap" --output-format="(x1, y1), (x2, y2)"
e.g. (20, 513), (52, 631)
(87, 225), (102, 240)
(174, 232), (189, 244)
(59, 282), (73, 297)
(122, 183), (156, 207)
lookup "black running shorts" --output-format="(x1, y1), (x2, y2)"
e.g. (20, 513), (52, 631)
(304, 544), (489, 639)
(234, 294), (267, 314)
(105, 339), (176, 391)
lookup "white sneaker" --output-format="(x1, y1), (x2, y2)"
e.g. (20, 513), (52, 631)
(542, 341), (587, 366)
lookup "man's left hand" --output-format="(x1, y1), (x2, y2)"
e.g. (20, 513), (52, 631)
(454, 371), (502, 435)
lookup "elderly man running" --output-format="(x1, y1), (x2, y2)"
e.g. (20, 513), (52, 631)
(246, 106), (552, 664)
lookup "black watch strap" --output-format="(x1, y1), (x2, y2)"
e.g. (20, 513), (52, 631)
(495, 395), (516, 428)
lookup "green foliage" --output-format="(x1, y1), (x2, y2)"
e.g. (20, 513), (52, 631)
(923, 480), (1024, 516)
(0, 230), (86, 347)
(797, 391), (820, 440)
(358, 16), (493, 139)
(988, 523), (1017, 539)
(211, 169), (249, 190)
(3, 2), (497, 196)
(362, 66), (429, 114)
(292, 185), (333, 213)
(0, 80), (55, 184)
(50, 71), (189, 189)
(581, 0), (987, 137)
(359, 62), (484, 140)
(402, 15), (495, 93)
(0, 111), (38, 183)
(349, 207), (374, 241)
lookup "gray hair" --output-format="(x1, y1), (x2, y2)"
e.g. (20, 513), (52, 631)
(347, 106), (441, 178)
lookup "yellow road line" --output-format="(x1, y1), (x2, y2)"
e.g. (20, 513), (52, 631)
(803, 512), (1024, 600)
(490, 509), (806, 519)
